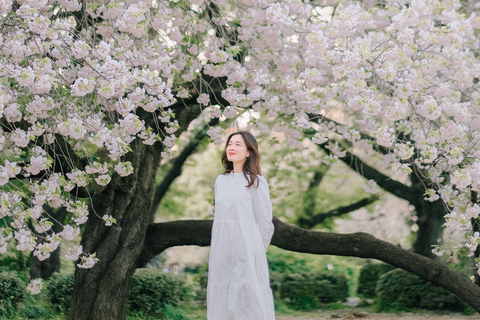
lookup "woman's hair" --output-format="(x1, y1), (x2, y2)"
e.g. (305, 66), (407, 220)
(221, 131), (261, 188)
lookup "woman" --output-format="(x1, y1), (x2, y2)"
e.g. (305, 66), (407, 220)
(207, 131), (275, 320)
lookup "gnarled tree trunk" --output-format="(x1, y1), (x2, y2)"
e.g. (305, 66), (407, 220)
(67, 139), (161, 320)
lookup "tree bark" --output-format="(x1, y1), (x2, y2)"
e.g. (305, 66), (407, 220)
(412, 199), (446, 260)
(67, 139), (161, 320)
(30, 207), (68, 280)
(409, 174), (446, 260)
(140, 217), (480, 313)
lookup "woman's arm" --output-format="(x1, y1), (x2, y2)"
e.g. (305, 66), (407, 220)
(253, 176), (275, 252)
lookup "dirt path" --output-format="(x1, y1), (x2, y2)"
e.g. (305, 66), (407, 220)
(276, 310), (480, 320)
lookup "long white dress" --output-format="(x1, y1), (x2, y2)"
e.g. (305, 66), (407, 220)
(207, 172), (275, 320)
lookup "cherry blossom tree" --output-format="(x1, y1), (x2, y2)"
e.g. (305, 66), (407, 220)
(2, 0), (480, 318)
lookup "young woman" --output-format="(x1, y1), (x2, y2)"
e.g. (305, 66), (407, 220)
(207, 131), (275, 320)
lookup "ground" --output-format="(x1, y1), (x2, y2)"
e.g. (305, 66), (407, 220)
(276, 310), (480, 320)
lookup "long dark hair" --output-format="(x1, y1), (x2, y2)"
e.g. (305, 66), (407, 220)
(221, 131), (261, 188)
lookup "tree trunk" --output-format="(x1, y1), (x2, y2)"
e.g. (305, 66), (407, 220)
(67, 139), (160, 320)
(30, 248), (62, 279)
(412, 199), (446, 260)
(30, 207), (68, 280)
(66, 103), (203, 320)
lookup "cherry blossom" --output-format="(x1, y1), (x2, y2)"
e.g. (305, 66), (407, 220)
(27, 279), (43, 295)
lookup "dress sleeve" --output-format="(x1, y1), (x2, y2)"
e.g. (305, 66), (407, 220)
(253, 175), (274, 252)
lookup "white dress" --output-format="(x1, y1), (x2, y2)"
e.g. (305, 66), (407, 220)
(207, 172), (275, 320)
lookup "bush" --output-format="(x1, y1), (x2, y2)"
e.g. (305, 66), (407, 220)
(0, 250), (30, 273)
(129, 268), (185, 316)
(46, 273), (74, 311)
(0, 271), (26, 317)
(192, 272), (208, 304)
(271, 271), (348, 309)
(376, 268), (467, 312)
(357, 263), (395, 299)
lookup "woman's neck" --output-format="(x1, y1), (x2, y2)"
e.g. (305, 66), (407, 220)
(232, 161), (244, 173)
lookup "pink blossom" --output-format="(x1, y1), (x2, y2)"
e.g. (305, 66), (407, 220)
(27, 155), (47, 175)
(77, 254), (97, 269)
(27, 279), (43, 295)
(95, 174), (111, 186)
(61, 225), (80, 241)
(114, 162), (133, 177)
(197, 93), (210, 106)
(10, 129), (30, 148)
(66, 245), (83, 260)
(71, 78), (95, 96)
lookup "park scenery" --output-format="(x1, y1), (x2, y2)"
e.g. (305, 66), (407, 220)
(2, 0), (480, 319)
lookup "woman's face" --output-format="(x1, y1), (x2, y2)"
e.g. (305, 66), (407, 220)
(226, 134), (249, 164)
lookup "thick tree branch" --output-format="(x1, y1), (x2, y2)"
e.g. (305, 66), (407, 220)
(140, 218), (480, 313)
(321, 145), (417, 204)
(297, 196), (379, 229)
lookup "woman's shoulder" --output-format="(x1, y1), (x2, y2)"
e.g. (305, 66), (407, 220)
(256, 174), (267, 181)
(255, 174), (269, 188)
(215, 173), (230, 182)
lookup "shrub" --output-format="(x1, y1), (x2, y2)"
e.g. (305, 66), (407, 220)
(0, 250), (30, 273)
(45, 273), (74, 311)
(376, 268), (467, 312)
(129, 268), (185, 316)
(192, 272), (208, 304)
(0, 271), (26, 316)
(357, 263), (395, 299)
(272, 271), (348, 309)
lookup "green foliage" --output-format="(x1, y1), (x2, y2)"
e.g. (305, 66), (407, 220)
(129, 268), (186, 316)
(271, 270), (348, 309)
(267, 247), (362, 297)
(375, 268), (467, 312)
(0, 271), (26, 317)
(267, 250), (310, 273)
(17, 292), (66, 320)
(357, 262), (395, 298)
(192, 270), (208, 304)
(45, 273), (74, 311)
(0, 249), (29, 273)
(128, 306), (189, 320)
(162, 304), (189, 320)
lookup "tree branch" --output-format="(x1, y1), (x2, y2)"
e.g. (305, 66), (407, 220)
(140, 218), (480, 313)
(321, 144), (417, 204)
(297, 196), (379, 229)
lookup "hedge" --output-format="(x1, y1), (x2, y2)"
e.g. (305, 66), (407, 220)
(357, 262), (395, 299)
(376, 268), (467, 311)
(271, 270), (348, 309)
